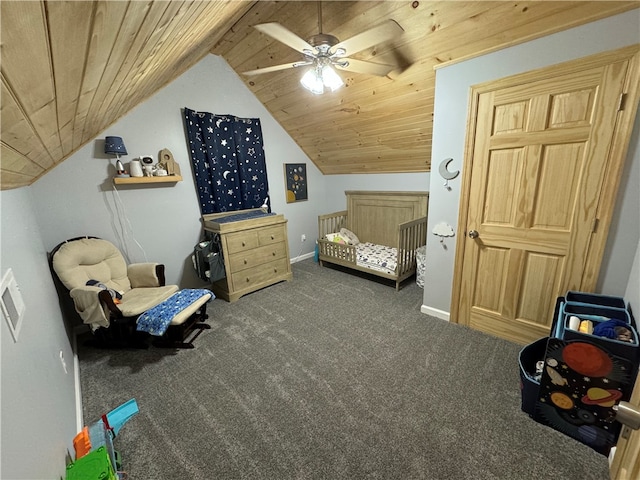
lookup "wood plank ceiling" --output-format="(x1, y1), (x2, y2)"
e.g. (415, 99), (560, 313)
(1, 1), (637, 189)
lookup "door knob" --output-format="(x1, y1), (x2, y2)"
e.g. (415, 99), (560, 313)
(613, 401), (640, 430)
(468, 230), (479, 239)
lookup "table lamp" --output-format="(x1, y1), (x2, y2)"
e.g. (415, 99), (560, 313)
(104, 136), (128, 176)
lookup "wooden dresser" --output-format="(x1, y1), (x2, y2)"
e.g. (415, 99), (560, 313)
(202, 209), (292, 302)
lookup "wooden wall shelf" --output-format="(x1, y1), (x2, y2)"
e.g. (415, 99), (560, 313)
(113, 175), (182, 185)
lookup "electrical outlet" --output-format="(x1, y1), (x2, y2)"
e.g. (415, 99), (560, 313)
(301, 234), (306, 242)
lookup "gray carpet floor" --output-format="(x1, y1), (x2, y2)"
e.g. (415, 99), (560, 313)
(78, 259), (610, 479)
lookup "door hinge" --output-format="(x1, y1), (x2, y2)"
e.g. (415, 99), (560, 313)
(617, 93), (628, 112)
(592, 217), (600, 233)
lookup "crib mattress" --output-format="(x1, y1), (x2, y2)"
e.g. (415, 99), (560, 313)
(356, 242), (397, 275)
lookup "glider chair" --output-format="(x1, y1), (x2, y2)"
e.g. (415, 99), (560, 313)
(50, 236), (212, 349)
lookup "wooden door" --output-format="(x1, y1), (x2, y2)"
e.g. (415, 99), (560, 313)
(610, 370), (640, 479)
(451, 46), (640, 345)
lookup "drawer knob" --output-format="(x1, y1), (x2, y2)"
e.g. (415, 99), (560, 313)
(271, 235), (275, 240)
(246, 277), (250, 283)
(272, 251), (276, 256)
(242, 241), (246, 247)
(274, 268), (278, 273)
(244, 259), (248, 264)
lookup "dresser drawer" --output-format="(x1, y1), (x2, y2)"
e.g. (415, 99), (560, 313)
(258, 225), (286, 246)
(226, 230), (259, 254)
(231, 257), (290, 291)
(204, 213), (291, 302)
(228, 242), (287, 272)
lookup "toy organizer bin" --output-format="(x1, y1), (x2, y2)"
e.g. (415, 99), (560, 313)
(559, 303), (637, 361)
(519, 292), (638, 456)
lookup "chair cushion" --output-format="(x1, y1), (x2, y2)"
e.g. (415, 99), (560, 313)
(53, 238), (132, 294)
(118, 285), (179, 317)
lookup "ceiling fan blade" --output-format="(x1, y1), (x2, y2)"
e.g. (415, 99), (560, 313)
(334, 58), (396, 77)
(332, 19), (404, 57)
(254, 23), (314, 54)
(243, 61), (312, 76)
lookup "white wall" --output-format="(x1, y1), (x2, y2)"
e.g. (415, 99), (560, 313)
(598, 108), (640, 295)
(625, 240), (640, 319)
(1, 188), (78, 480)
(321, 173), (430, 213)
(32, 55), (328, 286)
(423, 10), (640, 319)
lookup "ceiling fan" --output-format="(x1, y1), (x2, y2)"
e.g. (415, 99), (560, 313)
(243, 2), (404, 94)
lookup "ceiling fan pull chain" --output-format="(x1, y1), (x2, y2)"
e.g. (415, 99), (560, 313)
(318, 1), (323, 34)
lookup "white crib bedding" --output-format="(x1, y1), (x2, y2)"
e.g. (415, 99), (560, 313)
(356, 242), (397, 275)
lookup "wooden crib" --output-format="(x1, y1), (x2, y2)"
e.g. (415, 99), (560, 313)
(317, 191), (428, 290)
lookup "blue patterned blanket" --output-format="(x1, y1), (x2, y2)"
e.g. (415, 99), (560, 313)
(136, 289), (212, 336)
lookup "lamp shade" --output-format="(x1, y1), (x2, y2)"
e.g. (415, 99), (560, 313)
(104, 136), (127, 156)
(300, 68), (324, 95)
(300, 64), (344, 95)
(321, 65), (344, 92)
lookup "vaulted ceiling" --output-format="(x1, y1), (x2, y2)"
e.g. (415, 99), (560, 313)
(1, 1), (637, 189)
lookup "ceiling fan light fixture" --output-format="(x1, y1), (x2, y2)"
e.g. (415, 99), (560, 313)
(300, 67), (324, 95)
(321, 65), (344, 91)
(301, 60), (343, 95)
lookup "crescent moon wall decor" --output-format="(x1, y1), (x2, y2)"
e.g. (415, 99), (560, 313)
(439, 158), (459, 190)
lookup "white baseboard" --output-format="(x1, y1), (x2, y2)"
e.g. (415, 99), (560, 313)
(420, 304), (450, 321)
(290, 252), (315, 264)
(72, 325), (88, 431)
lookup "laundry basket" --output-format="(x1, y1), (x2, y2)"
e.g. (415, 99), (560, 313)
(416, 245), (426, 288)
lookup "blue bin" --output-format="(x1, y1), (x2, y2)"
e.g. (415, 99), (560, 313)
(556, 302), (632, 337)
(560, 303), (638, 362)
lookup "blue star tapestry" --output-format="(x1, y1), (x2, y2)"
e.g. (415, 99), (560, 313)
(184, 108), (270, 214)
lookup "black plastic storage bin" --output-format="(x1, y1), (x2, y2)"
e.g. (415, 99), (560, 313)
(518, 337), (548, 417)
